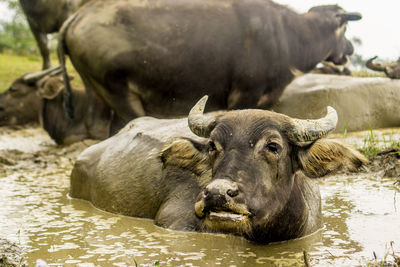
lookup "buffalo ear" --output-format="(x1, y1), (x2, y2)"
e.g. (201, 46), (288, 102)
(297, 139), (367, 178)
(160, 137), (210, 176)
(37, 77), (64, 99)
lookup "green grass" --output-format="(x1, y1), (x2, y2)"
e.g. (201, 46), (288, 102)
(359, 127), (400, 158)
(0, 53), (83, 93)
(351, 69), (386, 78)
(365, 242), (400, 267)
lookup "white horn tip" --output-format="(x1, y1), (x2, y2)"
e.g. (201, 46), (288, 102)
(326, 106), (338, 125)
(189, 95), (209, 115)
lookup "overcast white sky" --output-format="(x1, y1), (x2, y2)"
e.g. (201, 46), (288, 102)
(0, 3), (11, 21)
(275, 0), (400, 60)
(1, 1), (399, 59)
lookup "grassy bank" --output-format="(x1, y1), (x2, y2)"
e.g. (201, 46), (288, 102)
(351, 69), (386, 78)
(0, 53), (83, 93)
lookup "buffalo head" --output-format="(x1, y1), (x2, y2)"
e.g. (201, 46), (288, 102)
(186, 96), (366, 242)
(308, 5), (361, 66)
(366, 56), (400, 79)
(0, 66), (64, 126)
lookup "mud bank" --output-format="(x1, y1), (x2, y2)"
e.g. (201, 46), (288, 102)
(0, 125), (97, 175)
(365, 150), (400, 179)
(0, 238), (26, 267)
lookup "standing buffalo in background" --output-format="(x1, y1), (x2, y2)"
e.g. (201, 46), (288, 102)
(59, 0), (361, 131)
(366, 56), (400, 79)
(0, 67), (112, 144)
(71, 96), (366, 243)
(19, 0), (90, 69)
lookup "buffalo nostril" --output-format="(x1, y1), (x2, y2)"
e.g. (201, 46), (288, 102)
(203, 188), (217, 198)
(227, 188), (239, 198)
(209, 188), (219, 197)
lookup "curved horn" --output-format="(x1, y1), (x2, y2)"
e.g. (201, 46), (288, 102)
(286, 106), (338, 146)
(337, 12), (362, 22)
(366, 56), (388, 72)
(23, 66), (62, 84)
(188, 95), (217, 138)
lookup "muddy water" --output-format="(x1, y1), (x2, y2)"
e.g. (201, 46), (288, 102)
(0, 126), (399, 266)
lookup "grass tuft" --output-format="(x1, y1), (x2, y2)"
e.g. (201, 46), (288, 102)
(366, 242), (400, 267)
(359, 127), (400, 159)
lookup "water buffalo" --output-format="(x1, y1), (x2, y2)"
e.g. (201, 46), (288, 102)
(0, 67), (61, 126)
(366, 56), (400, 79)
(38, 74), (112, 144)
(58, 0), (361, 129)
(0, 67), (112, 144)
(19, 0), (90, 69)
(70, 96), (366, 243)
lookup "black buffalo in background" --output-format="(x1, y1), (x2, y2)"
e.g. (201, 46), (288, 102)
(58, 0), (361, 133)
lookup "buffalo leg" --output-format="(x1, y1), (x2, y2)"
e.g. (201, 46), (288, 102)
(106, 81), (145, 126)
(87, 93), (113, 139)
(256, 89), (284, 110)
(227, 84), (264, 109)
(81, 76), (113, 139)
(99, 77), (146, 127)
(127, 81), (145, 117)
(109, 115), (127, 136)
(29, 24), (51, 70)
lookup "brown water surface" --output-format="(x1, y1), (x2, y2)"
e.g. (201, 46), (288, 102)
(0, 126), (399, 266)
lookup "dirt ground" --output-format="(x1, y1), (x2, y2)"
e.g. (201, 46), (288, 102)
(364, 149), (400, 179)
(0, 125), (97, 176)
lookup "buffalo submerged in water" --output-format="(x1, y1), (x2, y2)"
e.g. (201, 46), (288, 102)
(70, 96), (367, 243)
(0, 67), (112, 144)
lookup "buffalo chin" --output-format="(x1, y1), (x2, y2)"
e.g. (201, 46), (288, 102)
(204, 211), (251, 234)
(328, 55), (350, 66)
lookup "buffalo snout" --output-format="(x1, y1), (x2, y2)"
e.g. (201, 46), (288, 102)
(327, 39), (354, 65)
(206, 179), (239, 198)
(345, 39), (354, 56)
(203, 179), (239, 208)
(195, 179), (251, 220)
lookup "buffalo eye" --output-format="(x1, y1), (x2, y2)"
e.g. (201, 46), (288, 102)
(208, 140), (217, 153)
(265, 142), (282, 154)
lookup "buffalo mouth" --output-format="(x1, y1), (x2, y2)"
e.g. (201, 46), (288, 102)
(203, 209), (251, 234)
(326, 55), (349, 66)
(195, 199), (252, 233)
(208, 211), (248, 222)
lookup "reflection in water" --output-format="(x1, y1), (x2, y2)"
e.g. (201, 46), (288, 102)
(316, 175), (400, 266)
(0, 126), (399, 266)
